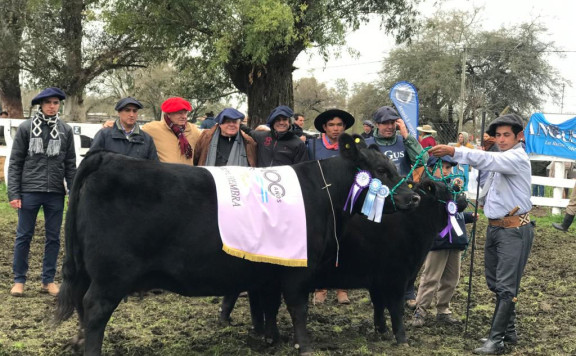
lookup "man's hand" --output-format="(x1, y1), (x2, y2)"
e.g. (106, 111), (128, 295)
(102, 120), (114, 128)
(396, 119), (409, 139)
(429, 144), (455, 157)
(9, 199), (21, 209)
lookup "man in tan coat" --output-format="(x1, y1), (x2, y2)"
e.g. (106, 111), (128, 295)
(141, 97), (201, 165)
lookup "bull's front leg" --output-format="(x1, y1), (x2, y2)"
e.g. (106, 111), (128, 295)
(258, 288), (281, 344)
(369, 288), (390, 338)
(284, 293), (312, 355)
(387, 294), (408, 345)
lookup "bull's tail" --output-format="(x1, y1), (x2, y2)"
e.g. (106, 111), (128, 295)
(55, 152), (104, 324)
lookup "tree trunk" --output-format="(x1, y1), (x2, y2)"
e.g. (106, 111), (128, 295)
(0, 74), (24, 118)
(226, 50), (300, 127)
(0, 0), (27, 118)
(63, 93), (86, 122)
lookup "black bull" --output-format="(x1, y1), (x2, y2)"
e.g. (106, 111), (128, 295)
(55, 134), (419, 355)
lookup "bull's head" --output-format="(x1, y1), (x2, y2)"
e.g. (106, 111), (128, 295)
(339, 134), (420, 213)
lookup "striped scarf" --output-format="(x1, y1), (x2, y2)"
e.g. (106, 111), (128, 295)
(28, 109), (61, 157)
(164, 116), (192, 159)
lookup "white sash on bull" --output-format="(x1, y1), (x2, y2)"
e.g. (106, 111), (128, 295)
(203, 166), (308, 267)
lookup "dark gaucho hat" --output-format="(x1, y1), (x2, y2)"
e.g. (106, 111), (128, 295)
(487, 113), (525, 136)
(31, 87), (66, 106)
(314, 109), (355, 133)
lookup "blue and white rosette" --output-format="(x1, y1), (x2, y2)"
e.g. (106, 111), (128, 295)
(368, 185), (390, 223)
(439, 200), (463, 243)
(343, 170), (372, 213)
(361, 178), (382, 217)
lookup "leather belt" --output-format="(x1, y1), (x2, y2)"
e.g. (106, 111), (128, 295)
(489, 213), (530, 228)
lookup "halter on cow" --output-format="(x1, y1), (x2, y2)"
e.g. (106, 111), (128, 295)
(55, 133), (419, 355)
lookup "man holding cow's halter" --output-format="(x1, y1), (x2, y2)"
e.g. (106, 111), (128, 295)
(430, 113), (533, 355)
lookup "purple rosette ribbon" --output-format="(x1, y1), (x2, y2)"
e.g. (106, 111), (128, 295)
(439, 201), (463, 243)
(343, 170), (372, 213)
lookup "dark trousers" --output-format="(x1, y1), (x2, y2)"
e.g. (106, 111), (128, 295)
(13, 192), (64, 284)
(484, 223), (534, 301)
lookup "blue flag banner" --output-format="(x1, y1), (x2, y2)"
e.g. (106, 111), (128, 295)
(525, 113), (576, 160)
(389, 81), (419, 139)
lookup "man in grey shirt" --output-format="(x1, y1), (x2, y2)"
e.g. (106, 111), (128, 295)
(430, 114), (533, 355)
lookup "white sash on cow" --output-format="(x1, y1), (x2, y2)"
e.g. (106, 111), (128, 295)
(203, 166), (308, 267)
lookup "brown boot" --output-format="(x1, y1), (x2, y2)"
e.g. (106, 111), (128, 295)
(337, 290), (350, 304)
(313, 289), (327, 304)
(10, 283), (24, 297)
(41, 282), (59, 297)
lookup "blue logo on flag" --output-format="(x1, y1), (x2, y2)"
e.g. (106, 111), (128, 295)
(389, 81), (419, 139)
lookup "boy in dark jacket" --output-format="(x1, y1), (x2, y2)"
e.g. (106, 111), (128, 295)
(411, 155), (476, 327)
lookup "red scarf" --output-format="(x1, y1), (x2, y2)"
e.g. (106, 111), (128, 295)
(165, 117), (192, 159)
(322, 133), (338, 150)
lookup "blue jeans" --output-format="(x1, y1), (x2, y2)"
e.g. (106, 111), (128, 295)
(532, 184), (544, 197)
(13, 192), (64, 284)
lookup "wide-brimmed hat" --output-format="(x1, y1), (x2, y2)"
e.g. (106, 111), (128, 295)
(417, 124), (437, 134)
(115, 97), (143, 111)
(31, 87), (66, 106)
(314, 109), (355, 133)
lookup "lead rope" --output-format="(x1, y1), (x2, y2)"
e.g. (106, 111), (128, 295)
(317, 160), (340, 267)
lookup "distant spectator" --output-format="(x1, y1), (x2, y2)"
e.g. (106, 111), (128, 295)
(200, 111), (216, 129)
(531, 160), (549, 197)
(456, 131), (475, 149)
(361, 120), (374, 139)
(417, 124), (437, 148)
(0, 111), (8, 118)
(292, 113), (314, 141)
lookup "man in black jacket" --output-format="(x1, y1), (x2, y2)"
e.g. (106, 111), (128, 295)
(90, 97), (158, 160)
(8, 87), (77, 297)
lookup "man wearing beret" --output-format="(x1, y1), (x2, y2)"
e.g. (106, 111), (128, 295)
(8, 87), (77, 297)
(307, 108), (355, 305)
(194, 108), (257, 167)
(430, 114), (533, 355)
(365, 105), (428, 177)
(249, 105), (308, 166)
(90, 97), (158, 160)
(140, 97), (201, 165)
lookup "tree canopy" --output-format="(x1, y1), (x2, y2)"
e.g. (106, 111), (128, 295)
(380, 9), (563, 128)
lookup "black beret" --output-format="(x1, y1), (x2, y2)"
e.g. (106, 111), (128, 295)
(115, 97), (143, 111)
(373, 106), (400, 124)
(487, 114), (525, 136)
(31, 87), (66, 106)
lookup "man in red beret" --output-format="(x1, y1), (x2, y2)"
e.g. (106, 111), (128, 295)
(105, 97), (201, 165)
(140, 97), (201, 165)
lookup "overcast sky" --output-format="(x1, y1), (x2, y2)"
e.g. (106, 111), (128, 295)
(293, 0), (576, 115)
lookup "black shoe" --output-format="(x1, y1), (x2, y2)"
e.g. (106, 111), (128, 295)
(552, 214), (574, 232)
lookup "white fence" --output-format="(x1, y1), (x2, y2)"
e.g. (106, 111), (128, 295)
(1, 118), (574, 214)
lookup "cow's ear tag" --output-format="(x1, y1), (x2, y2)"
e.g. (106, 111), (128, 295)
(354, 138), (361, 144)
(408, 183), (413, 189)
(345, 143), (350, 149)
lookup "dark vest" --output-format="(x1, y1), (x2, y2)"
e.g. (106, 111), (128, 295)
(365, 135), (411, 176)
(307, 137), (339, 160)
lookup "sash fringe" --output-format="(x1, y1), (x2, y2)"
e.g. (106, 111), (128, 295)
(222, 244), (307, 267)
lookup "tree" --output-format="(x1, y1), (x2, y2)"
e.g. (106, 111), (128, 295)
(0, 0), (27, 118)
(380, 9), (563, 133)
(293, 77), (349, 131)
(21, 0), (151, 121)
(108, 0), (418, 126)
(347, 82), (387, 121)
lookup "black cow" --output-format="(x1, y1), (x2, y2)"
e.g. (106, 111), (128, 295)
(55, 134), (419, 355)
(242, 177), (469, 348)
(316, 177), (469, 345)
